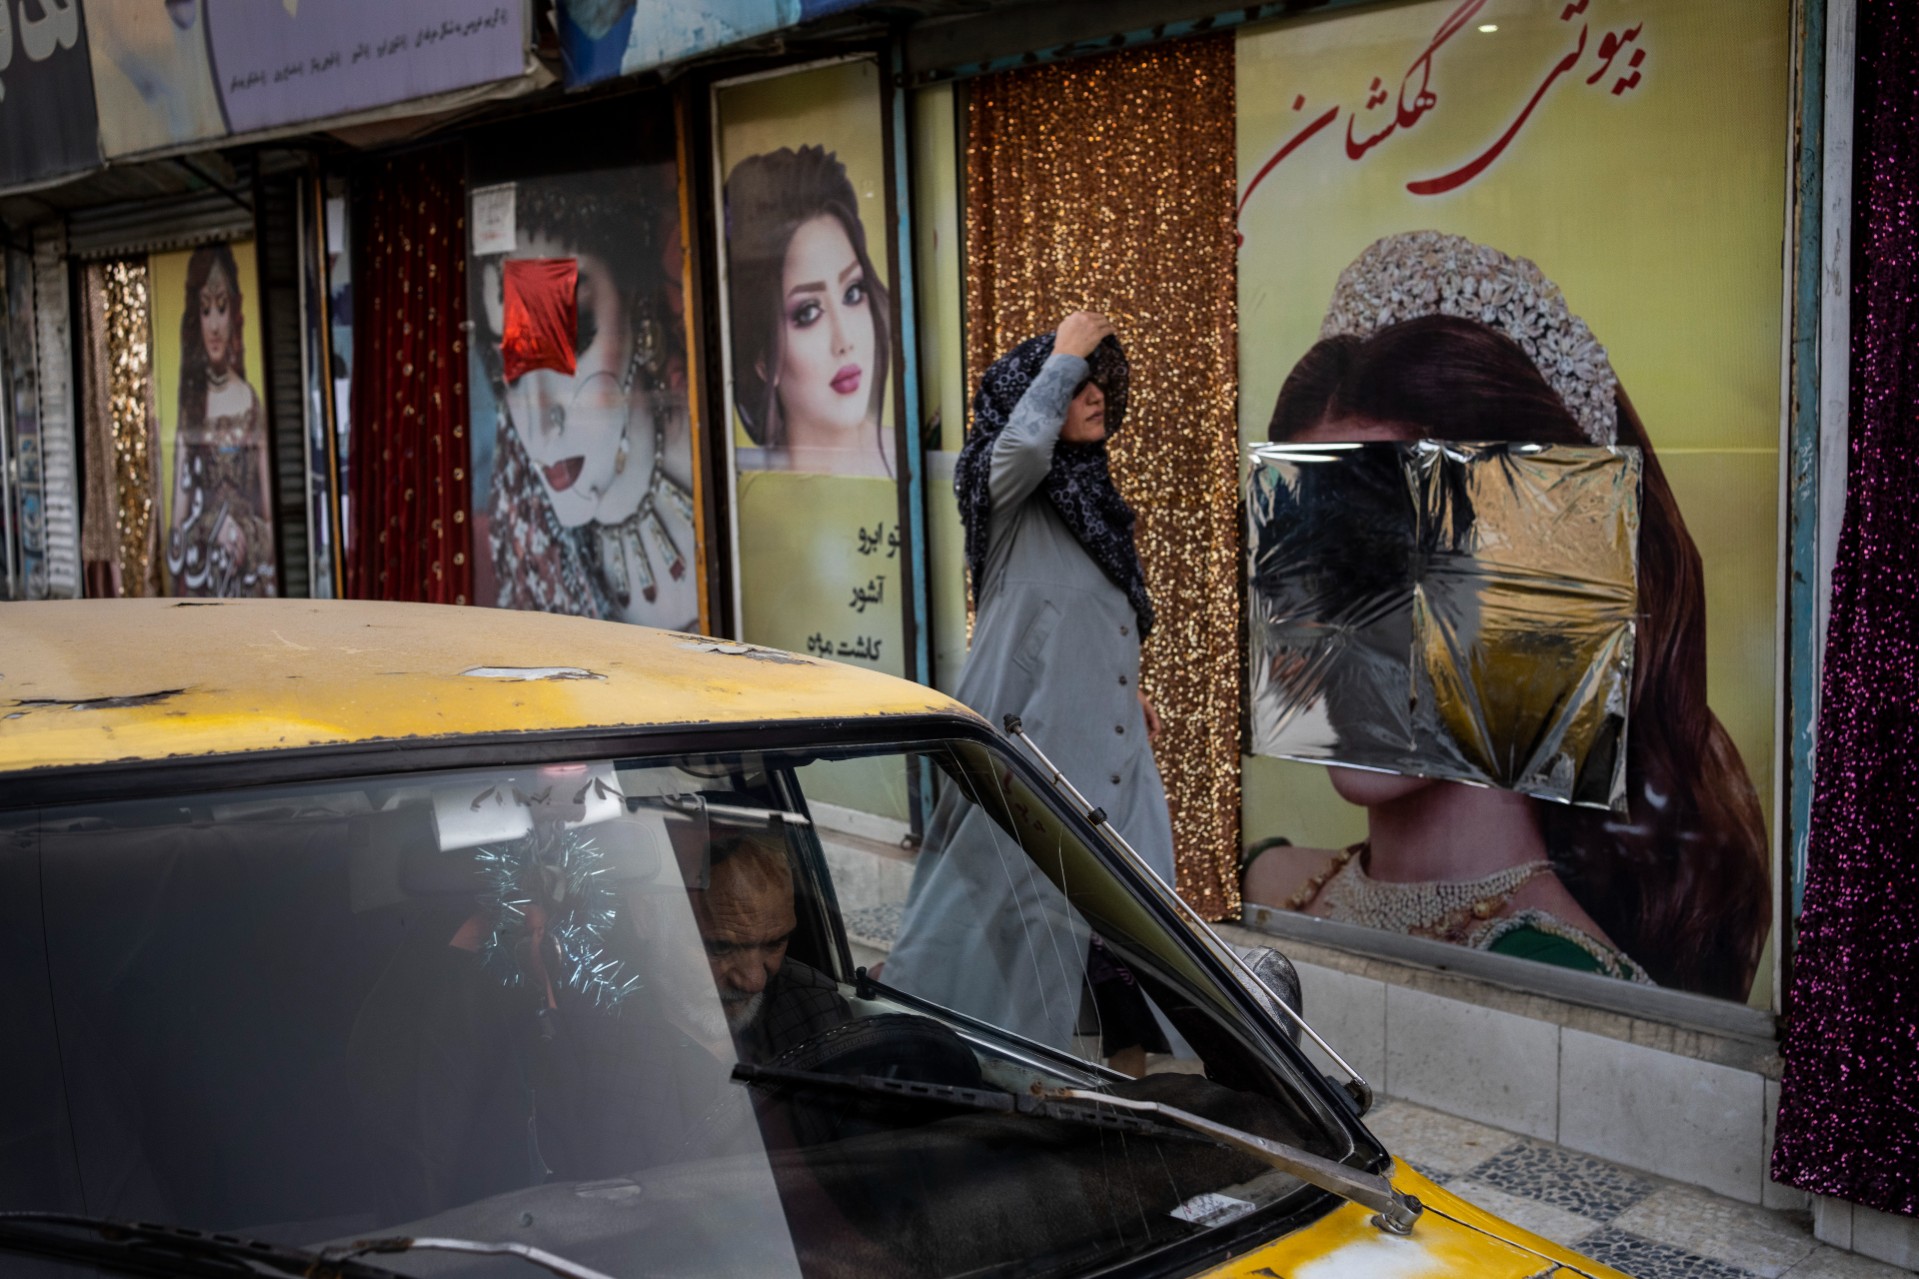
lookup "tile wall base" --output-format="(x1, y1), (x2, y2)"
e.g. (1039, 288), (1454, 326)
(1222, 923), (1919, 1266)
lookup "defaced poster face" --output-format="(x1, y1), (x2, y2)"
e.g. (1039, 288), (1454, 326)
(151, 240), (276, 598)
(1233, 0), (1789, 1005)
(467, 160), (705, 633)
(713, 57), (909, 677)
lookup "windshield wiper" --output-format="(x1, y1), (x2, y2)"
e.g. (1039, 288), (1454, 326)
(0, 1212), (622, 1279)
(0, 1212), (402, 1278)
(736, 1066), (1421, 1235)
(1048, 1089), (1423, 1235)
(731, 1062), (1214, 1145)
(326, 1236), (620, 1279)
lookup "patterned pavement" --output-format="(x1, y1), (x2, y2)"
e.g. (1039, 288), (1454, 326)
(1367, 1099), (1910, 1278)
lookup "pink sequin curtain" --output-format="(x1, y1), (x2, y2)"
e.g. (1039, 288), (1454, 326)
(1771, 0), (1919, 1219)
(346, 145), (473, 604)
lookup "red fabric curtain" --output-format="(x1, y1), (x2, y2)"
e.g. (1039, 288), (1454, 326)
(346, 145), (473, 604)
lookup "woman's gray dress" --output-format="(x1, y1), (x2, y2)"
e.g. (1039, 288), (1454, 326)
(884, 352), (1176, 1051)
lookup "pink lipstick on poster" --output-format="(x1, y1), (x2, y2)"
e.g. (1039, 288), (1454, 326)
(831, 364), (862, 395)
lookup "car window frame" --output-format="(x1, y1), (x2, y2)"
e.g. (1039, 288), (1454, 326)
(1, 712), (1391, 1252)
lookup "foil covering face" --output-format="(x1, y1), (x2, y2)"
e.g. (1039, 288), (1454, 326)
(1246, 441), (1641, 811)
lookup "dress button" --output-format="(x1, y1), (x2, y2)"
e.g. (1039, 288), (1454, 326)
(1120, 624), (1130, 635)
(1110, 773), (1121, 784)
(1114, 724), (1125, 735)
(1118, 674), (1129, 686)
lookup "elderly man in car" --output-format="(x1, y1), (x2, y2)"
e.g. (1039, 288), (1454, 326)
(661, 825), (849, 1062)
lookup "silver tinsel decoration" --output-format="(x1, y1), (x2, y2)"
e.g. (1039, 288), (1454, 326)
(476, 823), (641, 1009)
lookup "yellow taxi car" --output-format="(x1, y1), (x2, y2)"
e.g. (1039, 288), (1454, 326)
(0, 600), (1629, 1279)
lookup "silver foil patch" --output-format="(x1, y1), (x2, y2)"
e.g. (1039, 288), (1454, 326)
(1246, 441), (1640, 811)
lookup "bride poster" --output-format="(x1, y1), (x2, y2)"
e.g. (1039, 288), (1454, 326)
(1234, 0), (1789, 1005)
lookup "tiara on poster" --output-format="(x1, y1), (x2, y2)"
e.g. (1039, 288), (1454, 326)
(1320, 230), (1620, 446)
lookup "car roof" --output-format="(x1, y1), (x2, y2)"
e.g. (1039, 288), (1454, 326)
(1, 599), (976, 775)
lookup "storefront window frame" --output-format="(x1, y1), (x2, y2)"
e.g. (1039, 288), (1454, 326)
(896, 0), (1844, 1031)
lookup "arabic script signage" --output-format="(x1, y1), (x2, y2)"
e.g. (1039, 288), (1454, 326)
(713, 58), (913, 680)
(1239, 0), (1650, 223)
(81, 0), (526, 161)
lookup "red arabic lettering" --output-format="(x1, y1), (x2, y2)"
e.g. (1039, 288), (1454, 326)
(1240, 0), (1650, 224)
(1345, 0), (1485, 160)
(1587, 24), (1646, 94)
(1346, 104), (1393, 159)
(1246, 0), (1487, 216)
(1406, 22), (1589, 196)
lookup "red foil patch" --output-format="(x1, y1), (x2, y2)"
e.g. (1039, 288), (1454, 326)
(500, 258), (578, 382)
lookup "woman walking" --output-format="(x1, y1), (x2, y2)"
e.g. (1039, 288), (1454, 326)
(885, 311), (1174, 1072)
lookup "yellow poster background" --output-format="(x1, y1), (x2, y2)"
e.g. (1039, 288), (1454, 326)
(716, 57), (911, 687)
(151, 240), (268, 592)
(1236, 0), (1789, 1005)
(735, 472), (908, 677)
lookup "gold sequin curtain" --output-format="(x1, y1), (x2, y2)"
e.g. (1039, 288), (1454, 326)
(78, 260), (161, 597)
(965, 37), (1242, 917)
(347, 144), (473, 604)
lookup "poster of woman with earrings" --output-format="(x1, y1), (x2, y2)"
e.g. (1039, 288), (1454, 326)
(714, 56), (913, 681)
(151, 239), (276, 598)
(466, 159), (706, 631)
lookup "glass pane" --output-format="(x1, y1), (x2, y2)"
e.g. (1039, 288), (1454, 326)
(13, 741), (1351, 1278)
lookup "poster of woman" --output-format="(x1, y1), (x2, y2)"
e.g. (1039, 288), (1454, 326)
(1232, 0), (1789, 1004)
(714, 57), (910, 677)
(152, 240), (276, 598)
(725, 144), (894, 478)
(467, 163), (703, 632)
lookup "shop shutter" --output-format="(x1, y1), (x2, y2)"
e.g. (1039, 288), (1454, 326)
(253, 174), (310, 599)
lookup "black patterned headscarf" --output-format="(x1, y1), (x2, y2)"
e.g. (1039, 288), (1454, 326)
(955, 332), (1154, 638)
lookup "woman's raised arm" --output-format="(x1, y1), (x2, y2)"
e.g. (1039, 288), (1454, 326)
(987, 310), (1114, 513)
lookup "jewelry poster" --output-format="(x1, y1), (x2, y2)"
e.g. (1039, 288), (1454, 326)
(1234, 0), (1789, 1005)
(465, 134), (706, 632)
(149, 239), (277, 598)
(712, 58), (912, 680)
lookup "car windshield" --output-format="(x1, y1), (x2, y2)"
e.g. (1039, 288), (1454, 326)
(1, 735), (1357, 1278)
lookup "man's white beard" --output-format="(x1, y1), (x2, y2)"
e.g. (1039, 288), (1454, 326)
(660, 961), (764, 1043)
(722, 991), (765, 1035)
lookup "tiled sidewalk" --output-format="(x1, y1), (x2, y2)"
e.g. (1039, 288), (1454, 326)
(1369, 1098), (1910, 1278)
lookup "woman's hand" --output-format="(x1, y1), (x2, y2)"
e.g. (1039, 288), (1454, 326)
(1138, 689), (1162, 747)
(1056, 311), (1116, 359)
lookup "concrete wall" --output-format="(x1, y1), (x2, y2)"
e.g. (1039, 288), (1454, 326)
(1217, 921), (1919, 1269)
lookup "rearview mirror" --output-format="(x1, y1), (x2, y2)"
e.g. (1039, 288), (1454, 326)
(1240, 946), (1304, 1047)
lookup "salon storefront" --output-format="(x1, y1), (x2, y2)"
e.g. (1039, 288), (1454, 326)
(887, 0), (1909, 1259)
(0, 1), (537, 606)
(898, 0), (1895, 1255)
(1, 0), (1909, 1259)
(447, 0), (1902, 1249)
